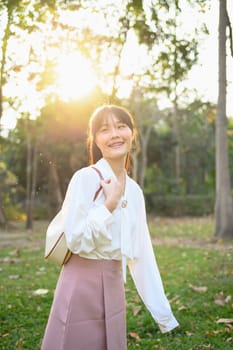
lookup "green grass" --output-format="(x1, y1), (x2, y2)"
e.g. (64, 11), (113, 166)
(0, 219), (232, 350)
(149, 216), (214, 239)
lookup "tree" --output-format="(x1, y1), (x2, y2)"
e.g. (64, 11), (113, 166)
(0, 0), (58, 226)
(25, 117), (39, 230)
(123, 0), (204, 191)
(152, 1), (199, 191)
(143, 100), (216, 197)
(0, 0), (81, 226)
(127, 88), (160, 188)
(214, 0), (233, 239)
(0, 0), (19, 226)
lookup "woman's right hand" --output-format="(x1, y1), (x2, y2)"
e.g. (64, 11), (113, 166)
(100, 178), (123, 212)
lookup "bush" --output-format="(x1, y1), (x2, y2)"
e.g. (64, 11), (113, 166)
(146, 194), (215, 216)
(4, 205), (26, 221)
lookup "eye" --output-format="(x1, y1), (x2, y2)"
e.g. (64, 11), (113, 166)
(98, 125), (108, 132)
(118, 123), (126, 129)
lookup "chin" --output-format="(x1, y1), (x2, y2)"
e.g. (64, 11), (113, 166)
(106, 152), (127, 160)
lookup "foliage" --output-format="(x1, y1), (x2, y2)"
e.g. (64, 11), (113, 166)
(143, 100), (216, 197)
(1, 90), (230, 219)
(146, 194), (215, 217)
(3, 95), (106, 218)
(0, 218), (232, 349)
(0, 160), (23, 211)
(0, 0), (232, 221)
(0, 97), (227, 218)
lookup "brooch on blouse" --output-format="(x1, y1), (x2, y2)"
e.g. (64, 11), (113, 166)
(121, 199), (128, 208)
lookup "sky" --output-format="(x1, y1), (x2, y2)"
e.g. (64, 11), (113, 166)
(0, 0), (233, 135)
(187, 0), (233, 114)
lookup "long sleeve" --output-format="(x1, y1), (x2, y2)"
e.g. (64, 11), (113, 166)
(128, 193), (179, 333)
(60, 167), (114, 254)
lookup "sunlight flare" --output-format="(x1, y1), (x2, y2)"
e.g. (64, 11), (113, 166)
(55, 52), (97, 101)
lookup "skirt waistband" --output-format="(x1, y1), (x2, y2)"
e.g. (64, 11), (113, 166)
(68, 254), (121, 271)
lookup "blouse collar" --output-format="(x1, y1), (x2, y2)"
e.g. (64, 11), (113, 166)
(94, 158), (119, 180)
(94, 157), (129, 201)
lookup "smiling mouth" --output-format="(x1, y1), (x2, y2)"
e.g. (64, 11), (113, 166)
(108, 142), (124, 148)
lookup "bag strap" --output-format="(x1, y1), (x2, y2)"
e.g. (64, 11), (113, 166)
(92, 166), (104, 201)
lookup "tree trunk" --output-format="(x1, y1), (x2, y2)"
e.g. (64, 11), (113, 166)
(138, 126), (153, 189)
(173, 99), (181, 191)
(0, 4), (13, 226)
(26, 131), (33, 230)
(131, 149), (139, 182)
(48, 162), (63, 218)
(214, 0), (233, 239)
(185, 150), (193, 194)
(0, 4), (12, 121)
(31, 142), (38, 206)
(110, 30), (128, 102)
(0, 195), (6, 227)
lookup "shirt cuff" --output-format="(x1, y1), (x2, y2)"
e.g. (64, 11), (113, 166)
(158, 315), (179, 333)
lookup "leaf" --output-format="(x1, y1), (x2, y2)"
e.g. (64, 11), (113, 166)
(178, 305), (187, 311)
(214, 293), (225, 306)
(32, 289), (49, 296)
(185, 331), (194, 336)
(36, 266), (46, 275)
(2, 333), (9, 337)
(9, 275), (20, 279)
(205, 330), (222, 336)
(1, 257), (21, 264)
(132, 295), (140, 303)
(214, 292), (232, 306)
(189, 284), (208, 292)
(225, 295), (232, 303)
(9, 249), (21, 257)
(169, 295), (180, 303)
(146, 332), (152, 338)
(129, 332), (141, 342)
(132, 306), (142, 316)
(216, 318), (233, 324)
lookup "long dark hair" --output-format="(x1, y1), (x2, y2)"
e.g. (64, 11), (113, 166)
(87, 105), (136, 172)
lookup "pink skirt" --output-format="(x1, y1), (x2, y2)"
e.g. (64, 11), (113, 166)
(41, 255), (126, 350)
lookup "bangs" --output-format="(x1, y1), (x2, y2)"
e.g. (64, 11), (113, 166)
(90, 105), (134, 137)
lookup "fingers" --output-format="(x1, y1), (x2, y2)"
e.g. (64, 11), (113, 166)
(100, 178), (121, 212)
(100, 178), (121, 196)
(100, 178), (112, 186)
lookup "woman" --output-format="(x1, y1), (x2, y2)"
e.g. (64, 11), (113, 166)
(41, 105), (179, 350)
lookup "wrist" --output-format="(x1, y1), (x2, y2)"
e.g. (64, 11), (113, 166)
(105, 198), (118, 212)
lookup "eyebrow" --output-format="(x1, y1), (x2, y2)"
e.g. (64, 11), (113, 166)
(100, 119), (124, 127)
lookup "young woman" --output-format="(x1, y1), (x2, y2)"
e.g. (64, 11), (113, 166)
(41, 105), (179, 350)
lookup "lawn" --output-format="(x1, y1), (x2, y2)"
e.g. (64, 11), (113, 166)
(0, 218), (232, 350)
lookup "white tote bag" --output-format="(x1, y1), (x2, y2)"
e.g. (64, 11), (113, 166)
(44, 167), (104, 265)
(44, 210), (72, 265)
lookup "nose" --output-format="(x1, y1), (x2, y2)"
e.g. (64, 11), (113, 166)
(110, 126), (120, 138)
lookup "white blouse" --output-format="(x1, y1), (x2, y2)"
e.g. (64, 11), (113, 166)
(50, 158), (179, 333)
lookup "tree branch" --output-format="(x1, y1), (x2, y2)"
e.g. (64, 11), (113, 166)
(226, 7), (233, 57)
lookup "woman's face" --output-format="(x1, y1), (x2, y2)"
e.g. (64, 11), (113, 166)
(94, 114), (133, 162)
